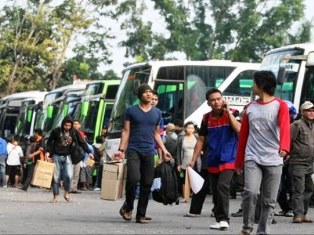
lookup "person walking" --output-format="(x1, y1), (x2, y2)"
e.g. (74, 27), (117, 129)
(70, 119), (86, 193)
(20, 129), (45, 191)
(177, 121), (198, 203)
(235, 70), (290, 235)
(188, 88), (241, 231)
(289, 101), (314, 223)
(45, 115), (94, 203)
(6, 135), (24, 188)
(114, 84), (171, 224)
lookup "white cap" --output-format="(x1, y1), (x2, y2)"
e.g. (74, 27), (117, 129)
(300, 101), (314, 112)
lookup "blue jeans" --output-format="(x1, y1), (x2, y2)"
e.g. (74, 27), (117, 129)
(242, 160), (282, 234)
(0, 157), (6, 186)
(52, 154), (73, 196)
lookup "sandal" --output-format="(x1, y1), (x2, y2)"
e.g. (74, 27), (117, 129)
(119, 207), (132, 221)
(64, 195), (73, 202)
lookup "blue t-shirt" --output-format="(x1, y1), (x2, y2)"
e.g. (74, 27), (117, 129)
(125, 105), (161, 154)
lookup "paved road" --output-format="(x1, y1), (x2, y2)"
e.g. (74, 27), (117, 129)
(0, 187), (313, 234)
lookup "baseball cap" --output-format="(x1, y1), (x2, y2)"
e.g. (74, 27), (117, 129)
(300, 101), (314, 112)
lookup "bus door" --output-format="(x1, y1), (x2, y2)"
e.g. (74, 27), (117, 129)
(300, 65), (314, 106)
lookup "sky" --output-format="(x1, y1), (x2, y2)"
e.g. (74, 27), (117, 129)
(101, 0), (314, 75)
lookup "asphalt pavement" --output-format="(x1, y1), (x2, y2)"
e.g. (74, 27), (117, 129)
(0, 187), (313, 234)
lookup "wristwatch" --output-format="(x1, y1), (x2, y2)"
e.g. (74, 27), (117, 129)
(118, 148), (125, 153)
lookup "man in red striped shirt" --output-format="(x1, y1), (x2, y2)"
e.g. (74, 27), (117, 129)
(235, 70), (290, 235)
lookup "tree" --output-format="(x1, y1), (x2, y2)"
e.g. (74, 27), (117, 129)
(0, 0), (113, 95)
(102, 0), (312, 63)
(0, 1), (53, 95)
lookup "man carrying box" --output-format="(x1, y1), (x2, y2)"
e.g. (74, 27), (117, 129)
(114, 84), (171, 224)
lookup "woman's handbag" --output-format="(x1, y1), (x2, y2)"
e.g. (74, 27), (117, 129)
(71, 133), (85, 165)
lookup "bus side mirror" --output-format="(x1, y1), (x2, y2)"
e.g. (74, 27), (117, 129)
(277, 67), (286, 85)
(306, 52), (314, 66)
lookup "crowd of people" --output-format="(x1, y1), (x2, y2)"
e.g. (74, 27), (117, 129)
(0, 116), (106, 203)
(114, 71), (314, 234)
(0, 70), (314, 234)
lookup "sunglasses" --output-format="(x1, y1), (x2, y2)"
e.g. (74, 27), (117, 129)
(304, 109), (314, 113)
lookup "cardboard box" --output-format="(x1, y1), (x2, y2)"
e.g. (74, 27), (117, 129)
(101, 161), (126, 200)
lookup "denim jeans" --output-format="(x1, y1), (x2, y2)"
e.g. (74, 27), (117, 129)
(242, 160), (282, 235)
(123, 151), (154, 219)
(52, 154), (73, 196)
(0, 157), (6, 186)
(289, 164), (314, 217)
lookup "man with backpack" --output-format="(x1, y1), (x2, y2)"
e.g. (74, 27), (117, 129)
(188, 88), (241, 231)
(0, 134), (7, 187)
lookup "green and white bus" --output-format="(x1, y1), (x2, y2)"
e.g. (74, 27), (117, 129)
(34, 82), (90, 136)
(74, 80), (120, 143)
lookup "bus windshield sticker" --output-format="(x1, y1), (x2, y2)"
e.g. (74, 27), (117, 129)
(224, 96), (251, 106)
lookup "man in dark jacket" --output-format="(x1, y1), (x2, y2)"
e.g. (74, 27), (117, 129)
(45, 115), (93, 203)
(289, 101), (314, 223)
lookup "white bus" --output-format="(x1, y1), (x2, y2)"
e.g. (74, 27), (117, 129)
(0, 91), (47, 138)
(106, 60), (260, 156)
(260, 43), (314, 112)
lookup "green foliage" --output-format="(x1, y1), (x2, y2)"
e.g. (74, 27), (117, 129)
(0, 0), (312, 96)
(105, 0), (312, 62)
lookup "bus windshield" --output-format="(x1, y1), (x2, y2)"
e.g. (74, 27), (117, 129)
(260, 48), (304, 101)
(110, 65), (151, 132)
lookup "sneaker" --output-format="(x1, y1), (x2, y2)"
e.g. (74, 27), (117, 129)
(209, 222), (221, 230)
(210, 221), (229, 231)
(219, 221), (229, 230)
(285, 210), (294, 217)
(93, 187), (101, 191)
(3, 185), (7, 188)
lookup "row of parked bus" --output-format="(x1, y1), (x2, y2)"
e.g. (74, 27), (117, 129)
(0, 43), (313, 155)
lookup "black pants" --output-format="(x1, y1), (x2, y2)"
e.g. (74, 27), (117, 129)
(209, 170), (234, 223)
(123, 151), (154, 219)
(189, 169), (210, 214)
(22, 164), (35, 190)
(277, 164), (292, 212)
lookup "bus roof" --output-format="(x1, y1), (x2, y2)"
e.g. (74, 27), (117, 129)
(0, 90), (45, 101)
(264, 43), (314, 56)
(0, 91), (47, 107)
(122, 60), (260, 72)
(48, 82), (91, 93)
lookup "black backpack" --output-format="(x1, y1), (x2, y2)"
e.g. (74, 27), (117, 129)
(152, 161), (179, 205)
